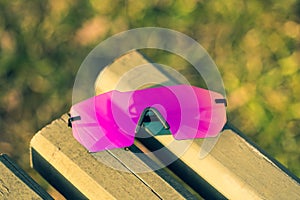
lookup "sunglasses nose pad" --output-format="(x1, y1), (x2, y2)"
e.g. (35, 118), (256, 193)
(135, 107), (171, 136)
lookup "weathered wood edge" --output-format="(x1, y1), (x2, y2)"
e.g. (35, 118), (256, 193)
(0, 153), (53, 200)
(225, 122), (300, 184)
(30, 115), (196, 200)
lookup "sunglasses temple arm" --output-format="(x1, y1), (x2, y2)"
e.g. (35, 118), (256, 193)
(68, 113), (81, 128)
(135, 107), (170, 134)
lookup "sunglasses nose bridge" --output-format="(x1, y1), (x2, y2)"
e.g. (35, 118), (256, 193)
(135, 107), (170, 134)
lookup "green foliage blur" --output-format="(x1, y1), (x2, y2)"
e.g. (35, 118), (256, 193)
(0, 0), (299, 180)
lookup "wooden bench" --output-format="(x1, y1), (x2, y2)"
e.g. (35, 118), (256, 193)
(0, 154), (53, 199)
(30, 51), (300, 199)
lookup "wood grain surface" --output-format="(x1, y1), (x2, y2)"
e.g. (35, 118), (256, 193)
(0, 154), (53, 200)
(30, 50), (300, 200)
(30, 115), (196, 199)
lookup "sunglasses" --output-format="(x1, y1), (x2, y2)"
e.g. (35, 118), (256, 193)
(69, 84), (227, 152)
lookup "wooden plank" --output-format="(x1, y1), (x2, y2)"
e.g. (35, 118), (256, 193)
(30, 114), (196, 199)
(138, 128), (300, 200)
(92, 145), (197, 199)
(0, 154), (53, 200)
(95, 50), (300, 199)
(95, 50), (187, 94)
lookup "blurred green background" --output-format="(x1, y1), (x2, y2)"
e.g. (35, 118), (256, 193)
(0, 0), (299, 186)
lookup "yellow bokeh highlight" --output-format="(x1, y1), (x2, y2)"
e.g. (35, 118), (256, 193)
(289, 103), (300, 119)
(283, 21), (300, 40)
(126, 0), (151, 19)
(173, 0), (197, 14)
(0, 31), (16, 53)
(49, 0), (71, 22)
(243, 29), (261, 49)
(75, 17), (109, 46)
(291, 73), (300, 100)
(264, 89), (289, 113)
(279, 52), (300, 76)
(90, 0), (119, 15)
(246, 55), (263, 80)
(222, 72), (240, 91)
(247, 101), (267, 129)
(228, 84), (256, 110)
(267, 33), (285, 53)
